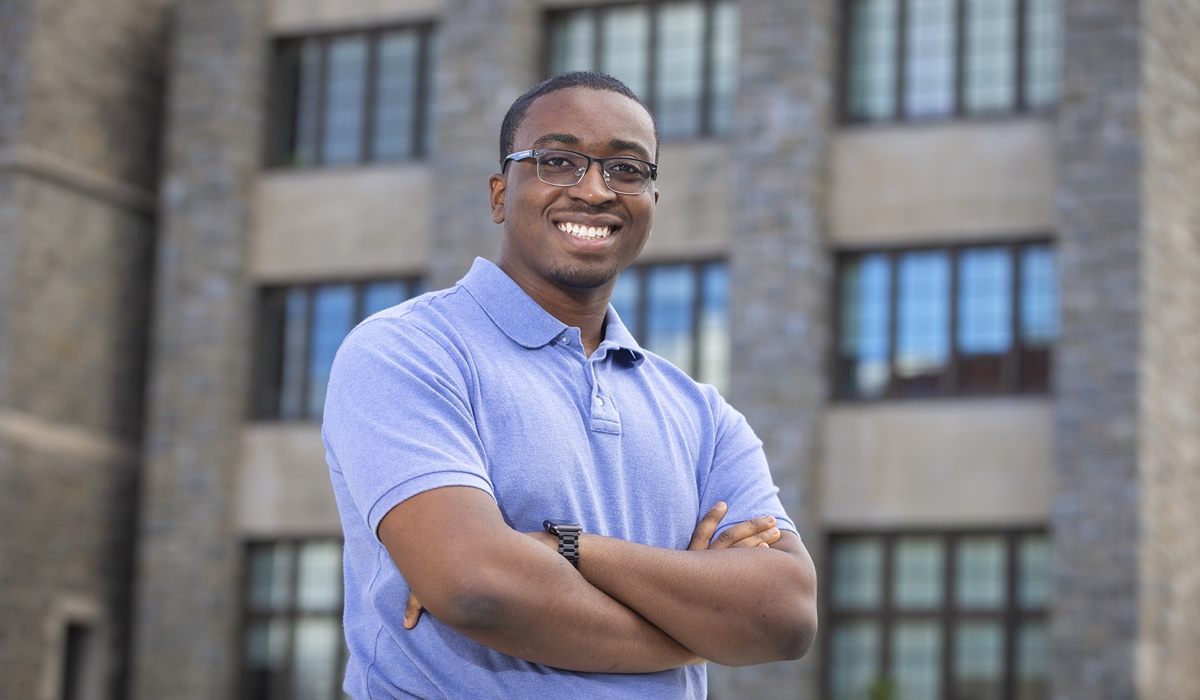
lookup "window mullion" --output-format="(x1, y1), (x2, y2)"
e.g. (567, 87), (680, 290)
(362, 32), (381, 163)
(298, 287), (314, 420)
(880, 534), (895, 681)
(947, 246), (960, 396)
(699, 0), (716, 136)
(647, 4), (659, 116)
(896, 0), (909, 120)
(941, 534), (957, 700)
(954, 0), (966, 117)
(413, 26), (431, 158)
(1008, 243), (1022, 392)
(1015, 0), (1029, 112)
(314, 38), (330, 166)
(1002, 533), (1021, 700)
(886, 251), (899, 398)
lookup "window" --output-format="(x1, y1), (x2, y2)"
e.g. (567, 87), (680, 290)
(252, 278), (424, 420)
(842, 0), (1061, 122)
(826, 530), (1050, 700)
(59, 623), (93, 700)
(546, 1), (740, 139)
(836, 241), (1056, 399)
(267, 25), (437, 167)
(241, 540), (348, 700)
(610, 261), (730, 393)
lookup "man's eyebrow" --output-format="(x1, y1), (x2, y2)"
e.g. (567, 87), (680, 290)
(531, 133), (654, 161)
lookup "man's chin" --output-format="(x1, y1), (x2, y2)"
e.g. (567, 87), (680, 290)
(549, 265), (619, 290)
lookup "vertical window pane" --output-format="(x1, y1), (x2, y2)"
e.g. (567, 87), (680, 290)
(830, 621), (881, 700)
(297, 541), (343, 611)
(322, 36), (368, 165)
(892, 621), (942, 700)
(292, 619), (340, 700)
(956, 536), (1007, 608)
(832, 538), (883, 608)
(905, 0), (957, 118)
(655, 2), (705, 138)
(244, 618), (290, 699)
(548, 12), (594, 75)
(1020, 244), (1057, 345)
(894, 536), (944, 608)
(1016, 621), (1050, 700)
(959, 247), (1013, 354)
(307, 285), (356, 418)
(361, 281), (409, 319)
(279, 288), (309, 419)
(954, 620), (1005, 700)
(847, 0), (899, 121)
(645, 265), (696, 375)
(373, 30), (419, 161)
(421, 32), (440, 156)
(610, 270), (640, 337)
(840, 253), (892, 397)
(896, 251), (950, 393)
(1018, 535), (1050, 609)
(601, 6), (650, 98)
(294, 40), (323, 166)
(248, 544), (295, 610)
(699, 263), (730, 394)
(964, 0), (1017, 113)
(1024, 0), (1061, 109)
(708, 1), (740, 134)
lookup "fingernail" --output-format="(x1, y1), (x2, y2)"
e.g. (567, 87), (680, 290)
(766, 515), (776, 525)
(714, 502), (727, 511)
(768, 528), (779, 537)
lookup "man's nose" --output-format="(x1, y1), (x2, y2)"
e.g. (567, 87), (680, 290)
(568, 162), (617, 203)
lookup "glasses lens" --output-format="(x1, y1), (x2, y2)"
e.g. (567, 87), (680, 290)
(535, 150), (587, 186)
(603, 158), (652, 194)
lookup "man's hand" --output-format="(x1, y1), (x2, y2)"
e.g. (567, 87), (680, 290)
(403, 502), (778, 630)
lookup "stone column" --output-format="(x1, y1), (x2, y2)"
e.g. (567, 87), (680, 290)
(130, 1), (264, 698)
(1052, 1), (1143, 698)
(718, 0), (835, 697)
(0, 0), (169, 697)
(429, 0), (540, 290)
(1136, 0), (1200, 696)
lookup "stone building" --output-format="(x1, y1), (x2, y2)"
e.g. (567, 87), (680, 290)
(0, 0), (1197, 699)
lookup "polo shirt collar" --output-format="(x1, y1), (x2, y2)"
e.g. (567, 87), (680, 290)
(459, 257), (646, 364)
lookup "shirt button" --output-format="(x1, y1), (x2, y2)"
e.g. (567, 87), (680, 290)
(560, 337), (568, 344)
(595, 398), (604, 406)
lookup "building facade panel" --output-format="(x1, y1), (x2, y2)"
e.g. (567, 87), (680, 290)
(268, 0), (442, 34)
(1137, 0), (1200, 695)
(236, 425), (341, 536)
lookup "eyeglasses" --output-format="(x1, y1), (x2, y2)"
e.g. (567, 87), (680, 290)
(502, 148), (658, 195)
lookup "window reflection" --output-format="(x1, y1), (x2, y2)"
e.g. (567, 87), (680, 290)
(955, 621), (1004, 700)
(322, 37), (369, 165)
(373, 31), (420, 160)
(847, 0), (899, 121)
(830, 621), (881, 700)
(892, 621), (942, 700)
(655, 3), (705, 138)
(839, 253), (891, 397)
(896, 250), (950, 394)
(601, 6), (650, 97)
(965, 0), (1017, 113)
(904, 0), (957, 118)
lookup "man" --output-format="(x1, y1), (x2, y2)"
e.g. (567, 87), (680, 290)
(323, 71), (818, 699)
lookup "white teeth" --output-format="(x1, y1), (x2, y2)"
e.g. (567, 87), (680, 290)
(558, 222), (611, 239)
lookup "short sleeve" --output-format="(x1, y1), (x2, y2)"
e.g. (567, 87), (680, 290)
(698, 395), (798, 539)
(322, 316), (493, 537)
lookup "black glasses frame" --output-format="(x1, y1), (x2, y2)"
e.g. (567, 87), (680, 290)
(502, 148), (658, 194)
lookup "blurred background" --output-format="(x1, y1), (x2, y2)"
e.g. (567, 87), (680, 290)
(0, 0), (1197, 699)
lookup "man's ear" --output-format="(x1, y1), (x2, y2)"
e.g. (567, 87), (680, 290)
(488, 172), (506, 224)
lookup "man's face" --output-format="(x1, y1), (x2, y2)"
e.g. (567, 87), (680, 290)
(490, 87), (659, 296)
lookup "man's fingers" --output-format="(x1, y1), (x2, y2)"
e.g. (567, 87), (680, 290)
(688, 501), (728, 551)
(710, 515), (778, 549)
(403, 592), (424, 630)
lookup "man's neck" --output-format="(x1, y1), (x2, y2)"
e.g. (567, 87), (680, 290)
(498, 263), (612, 356)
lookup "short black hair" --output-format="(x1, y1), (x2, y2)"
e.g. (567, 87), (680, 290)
(498, 71), (660, 166)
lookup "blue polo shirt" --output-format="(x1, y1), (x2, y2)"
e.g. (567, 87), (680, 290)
(323, 258), (795, 699)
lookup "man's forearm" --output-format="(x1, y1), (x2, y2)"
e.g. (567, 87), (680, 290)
(575, 531), (818, 666)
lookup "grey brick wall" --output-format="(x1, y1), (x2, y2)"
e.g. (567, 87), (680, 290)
(1052, 1), (1144, 698)
(718, 0), (836, 697)
(429, 0), (540, 290)
(0, 0), (168, 697)
(129, 0), (264, 698)
(1137, 1), (1200, 697)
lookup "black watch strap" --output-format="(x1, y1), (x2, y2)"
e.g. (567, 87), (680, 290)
(543, 520), (582, 568)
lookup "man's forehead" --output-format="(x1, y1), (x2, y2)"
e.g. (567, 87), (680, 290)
(518, 88), (656, 156)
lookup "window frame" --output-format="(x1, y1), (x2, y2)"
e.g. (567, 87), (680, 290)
(265, 22), (437, 168)
(239, 538), (347, 700)
(823, 528), (1050, 700)
(542, 0), (738, 140)
(611, 259), (731, 391)
(831, 238), (1056, 401)
(838, 0), (1057, 124)
(250, 276), (424, 422)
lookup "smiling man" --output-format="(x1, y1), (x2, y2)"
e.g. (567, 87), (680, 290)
(322, 71), (818, 699)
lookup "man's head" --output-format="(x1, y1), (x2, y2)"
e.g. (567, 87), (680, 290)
(489, 74), (659, 297)
(499, 71), (660, 166)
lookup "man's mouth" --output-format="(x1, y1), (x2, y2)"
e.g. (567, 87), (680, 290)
(557, 222), (611, 240)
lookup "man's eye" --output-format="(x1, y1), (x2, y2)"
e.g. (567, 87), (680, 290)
(541, 157), (574, 168)
(609, 161), (643, 175)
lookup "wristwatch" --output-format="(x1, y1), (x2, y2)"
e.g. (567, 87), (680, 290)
(543, 520), (582, 568)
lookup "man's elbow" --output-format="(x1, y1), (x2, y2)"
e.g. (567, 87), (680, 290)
(773, 605), (818, 661)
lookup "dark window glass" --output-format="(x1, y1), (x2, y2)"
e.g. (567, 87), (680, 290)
(253, 278), (423, 421)
(546, 1), (740, 139)
(843, 0), (1061, 122)
(835, 241), (1056, 400)
(268, 25), (435, 168)
(611, 261), (730, 393)
(242, 540), (348, 700)
(60, 623), (92, 700)
(826, 531), (1050, 700)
